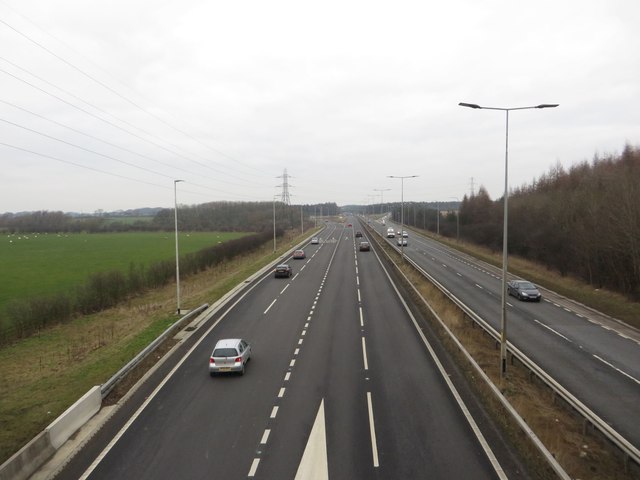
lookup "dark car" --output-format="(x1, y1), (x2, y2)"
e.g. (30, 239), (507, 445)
(359, 241), (370, 251)
(355, 231), (363, 238)
(507, 280), (541, 302)
(274, 264), (292, 278)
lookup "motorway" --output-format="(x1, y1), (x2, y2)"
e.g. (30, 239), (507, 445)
(54, 221), (522, 480)
(372, 216), (640, 451)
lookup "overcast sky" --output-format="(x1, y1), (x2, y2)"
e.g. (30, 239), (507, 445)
(1, 0), (638, 213)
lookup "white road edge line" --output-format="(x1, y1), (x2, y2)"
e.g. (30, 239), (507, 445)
(534, 319), (572, 342)
(593, 354), (640, 385)
(366, 392), (379, 468)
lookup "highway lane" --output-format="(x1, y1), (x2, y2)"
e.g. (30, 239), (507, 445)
(57, 220), (514, 479)
(372, 217), (640, 449)
(244, 224), (504, 479)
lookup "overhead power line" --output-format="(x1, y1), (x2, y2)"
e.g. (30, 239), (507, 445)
(0, 14), (268, 179)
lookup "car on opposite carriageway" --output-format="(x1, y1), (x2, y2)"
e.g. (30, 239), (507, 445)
(507, 280), (542, 302)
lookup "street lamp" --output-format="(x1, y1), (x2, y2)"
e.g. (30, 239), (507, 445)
(174, 179), (185, 315)
(273, 196), (278, 253)
(373, 188), (391, 215)
(388, 175), (418, 259)
(459, 101), (558, 376)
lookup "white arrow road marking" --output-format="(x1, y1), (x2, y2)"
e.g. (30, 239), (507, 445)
(295, 399), (329, 480)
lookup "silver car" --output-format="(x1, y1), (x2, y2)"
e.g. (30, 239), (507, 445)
(209, 338), (251, 376)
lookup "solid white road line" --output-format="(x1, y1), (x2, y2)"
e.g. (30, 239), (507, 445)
(366, 392), (379, 467)
(295, 399), (329, 480)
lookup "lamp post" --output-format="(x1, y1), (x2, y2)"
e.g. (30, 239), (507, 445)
(367, 194), (377, 218)
(459, 101), (558, 377)
(388, 175), (418, 259)
(273, 196), (277, 253)
(373, 188), (391, 215)
(174, 179), (184, 315)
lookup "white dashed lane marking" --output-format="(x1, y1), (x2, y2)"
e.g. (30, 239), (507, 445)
(263, 298), (277, 314)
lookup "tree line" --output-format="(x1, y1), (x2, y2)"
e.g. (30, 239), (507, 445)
(394, 144), (640, 299)
(0, 201), (339, 234)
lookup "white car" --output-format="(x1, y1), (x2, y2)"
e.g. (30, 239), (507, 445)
(311, 237), (319, 244)
(397, 238), (408, 246)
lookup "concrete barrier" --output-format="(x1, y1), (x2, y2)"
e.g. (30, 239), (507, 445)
(0, 431), (55, 480)
(46, 386), (102, 449)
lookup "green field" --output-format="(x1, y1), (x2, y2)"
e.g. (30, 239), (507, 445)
(0, 231), (248, 310)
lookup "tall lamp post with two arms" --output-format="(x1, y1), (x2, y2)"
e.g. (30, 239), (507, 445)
(458, 101), (559, 376)
(174, 179), (185, 315)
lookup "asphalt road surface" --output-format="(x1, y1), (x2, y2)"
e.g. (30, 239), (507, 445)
(55, 222), (520, 480)
(373, 216), (640, 452)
